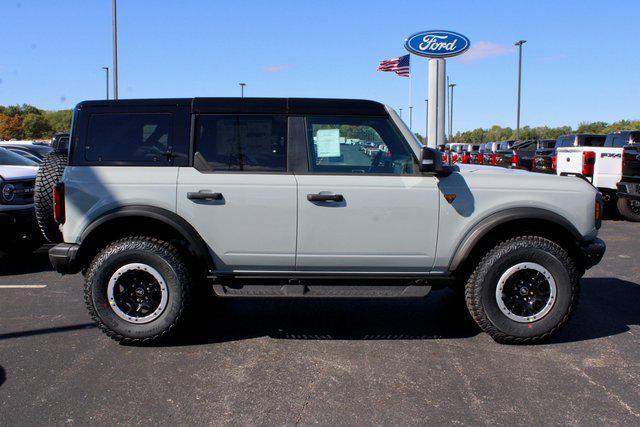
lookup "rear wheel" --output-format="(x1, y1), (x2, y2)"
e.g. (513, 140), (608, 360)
(34, 151), (67, 243)
(84, 236), (194, 344)
(617, 198), (640, 222)
(465, 236), (579, 344)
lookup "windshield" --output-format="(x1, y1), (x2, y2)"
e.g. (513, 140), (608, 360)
(0, 147), (38, 166)
(386, 106), (422, 158)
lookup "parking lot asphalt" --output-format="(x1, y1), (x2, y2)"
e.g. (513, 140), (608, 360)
(1, 220), (639, 425)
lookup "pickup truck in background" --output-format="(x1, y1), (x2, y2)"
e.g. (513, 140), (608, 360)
(493, 140), (521, 169)
(482, 142), (499, 166)
(616, 137), (640, 221)
(555, 132), (630, 204)
(532, 140), (557, 174)
(469, 143), (484, 164)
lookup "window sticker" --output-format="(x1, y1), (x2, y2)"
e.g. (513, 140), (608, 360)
(316, 129), (341, 158)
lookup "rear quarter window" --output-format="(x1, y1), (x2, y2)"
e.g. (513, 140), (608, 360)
(85, 113), (172, 163)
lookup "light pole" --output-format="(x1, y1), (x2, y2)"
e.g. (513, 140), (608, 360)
(399, 108), (403, 119)
(515, 40), (526, 140)
(425, 99), (428, 143)
(102, 67), (109, 100)
(448, 83), (456, 143)
(239, 83), (246, 98)
(112, 0), (118, 100)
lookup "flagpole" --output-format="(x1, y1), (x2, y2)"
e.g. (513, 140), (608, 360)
(408, 57), (413, 129)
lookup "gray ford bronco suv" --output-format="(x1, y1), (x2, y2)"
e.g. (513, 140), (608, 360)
(42, 98), (605, 345)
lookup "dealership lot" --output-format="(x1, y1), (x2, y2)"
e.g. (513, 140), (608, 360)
(0, 219), (638, 425)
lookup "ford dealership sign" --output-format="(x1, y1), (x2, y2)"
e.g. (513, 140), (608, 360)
(404, 30), (470, 58)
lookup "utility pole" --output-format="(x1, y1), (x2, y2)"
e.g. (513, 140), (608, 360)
(239, 83), (246, 98)
(515, 40), (526, 140)
(448, 83), (456, 143)
(112, 0), (119, 100)
(399, 108), (403, 118)
(102, 67), (109, 100)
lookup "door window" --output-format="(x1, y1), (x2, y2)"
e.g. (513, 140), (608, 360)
(305, 116), (414, 174)
(195, 115), (287, 172)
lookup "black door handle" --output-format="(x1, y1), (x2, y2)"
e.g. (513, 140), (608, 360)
(187, 191), (223, 201)
(307, 193), (344, 202)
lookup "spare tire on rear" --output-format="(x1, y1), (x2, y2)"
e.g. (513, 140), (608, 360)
(34, 151), (67, 243)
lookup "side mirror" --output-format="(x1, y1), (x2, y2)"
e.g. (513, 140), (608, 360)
(420, 146), (444, 173)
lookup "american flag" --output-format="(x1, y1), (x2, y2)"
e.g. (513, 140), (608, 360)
(377, 54), (410, 77)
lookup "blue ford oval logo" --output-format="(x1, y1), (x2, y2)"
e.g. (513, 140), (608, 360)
(404, 30), (470, 58)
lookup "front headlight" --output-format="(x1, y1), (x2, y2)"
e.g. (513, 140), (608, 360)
(1, 183), (15, 202)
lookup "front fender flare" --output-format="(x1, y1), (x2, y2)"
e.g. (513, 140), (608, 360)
(447, 207), (583, 271)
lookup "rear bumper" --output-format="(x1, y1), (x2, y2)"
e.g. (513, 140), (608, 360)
(617, 182), (640, 201)
(579, 238), (606, 270)
(49, 243), (81, 274)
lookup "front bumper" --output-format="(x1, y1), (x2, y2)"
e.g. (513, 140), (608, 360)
(49, 243), (81, 274)
(617, 182), (640, 202)
(0, 207), (39, 244)
(579, 238), (606, 270)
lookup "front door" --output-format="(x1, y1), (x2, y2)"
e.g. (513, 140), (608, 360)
(177, 114), (297, 272)
(295, 115), (439, 272)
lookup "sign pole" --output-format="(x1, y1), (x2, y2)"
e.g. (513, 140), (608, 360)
(427, 58), (446, 149)
(408, 60), (413, 129)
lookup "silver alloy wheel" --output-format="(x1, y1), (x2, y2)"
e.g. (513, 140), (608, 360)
(495, 262), (557, 323)
(107, 263), (169, 324)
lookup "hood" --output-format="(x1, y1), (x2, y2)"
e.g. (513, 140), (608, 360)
(455, 164), (530, 175)
(0, 165), (38, 181)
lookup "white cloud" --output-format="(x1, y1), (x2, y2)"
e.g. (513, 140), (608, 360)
(262, 64), (290, 73)
(456, 41), (517, 62)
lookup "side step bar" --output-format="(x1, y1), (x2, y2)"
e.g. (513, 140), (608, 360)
(212, 281), (433, 298)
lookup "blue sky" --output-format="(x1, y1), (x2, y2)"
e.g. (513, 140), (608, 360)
(1, 0), (638, 135)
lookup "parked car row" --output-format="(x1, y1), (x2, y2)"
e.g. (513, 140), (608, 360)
(441, 130), (640, 221)
(0, 134), (69, 255)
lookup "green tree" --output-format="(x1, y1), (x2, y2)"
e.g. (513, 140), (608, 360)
(576, 121), (608, 134)
(22, 113), (52, 139)
(44, 109), (73, 133)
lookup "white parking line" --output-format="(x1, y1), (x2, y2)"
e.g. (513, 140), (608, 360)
(0, 285), (47, 289)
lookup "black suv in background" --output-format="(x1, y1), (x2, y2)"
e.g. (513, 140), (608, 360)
(533, 134), (605, 174)
(616, 135), (640, 221)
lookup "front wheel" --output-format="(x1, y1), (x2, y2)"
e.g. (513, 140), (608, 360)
(465, 236), (579, 344)
(84, 236), (194, 344)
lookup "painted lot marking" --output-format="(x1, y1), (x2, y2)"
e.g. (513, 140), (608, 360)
(0, 285), (47, 289)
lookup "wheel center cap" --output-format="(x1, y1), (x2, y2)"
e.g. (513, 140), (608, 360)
(135, 287), (145, 297)
(519, 286), (529, 296)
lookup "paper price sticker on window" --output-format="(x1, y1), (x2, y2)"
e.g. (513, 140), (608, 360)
(316, 129), (341, 158)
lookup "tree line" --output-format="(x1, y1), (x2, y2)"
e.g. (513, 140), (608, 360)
(0, 104), (73, 141)
(414, 119), (640, 144)
(2, 103), (638, 144)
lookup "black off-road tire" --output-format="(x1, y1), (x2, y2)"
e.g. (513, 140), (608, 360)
(617, 198), (640, 222)
(465, 236), (579, 344)
(84, 236), (194, 345)
(34, 151), (67, 243)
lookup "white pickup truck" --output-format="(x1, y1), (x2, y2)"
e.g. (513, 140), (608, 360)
(554, 132), (629, 202)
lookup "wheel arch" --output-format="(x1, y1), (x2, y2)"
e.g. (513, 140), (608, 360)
(448, 207), (584, 273)
(77, 205), (214, 272)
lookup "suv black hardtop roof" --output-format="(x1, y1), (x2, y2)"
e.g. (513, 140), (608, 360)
(76, 98), (388, 116)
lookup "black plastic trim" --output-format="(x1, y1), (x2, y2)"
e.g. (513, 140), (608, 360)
(48, 243), (80, 274)
(79, 206), (213, 269)
(448, 207), (584, 271)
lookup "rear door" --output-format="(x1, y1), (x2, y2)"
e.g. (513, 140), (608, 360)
(176, 114), (297, 272)
(294, 115), (439, 272)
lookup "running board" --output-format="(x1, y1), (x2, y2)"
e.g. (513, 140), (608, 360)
(212, 281), (432, 298)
